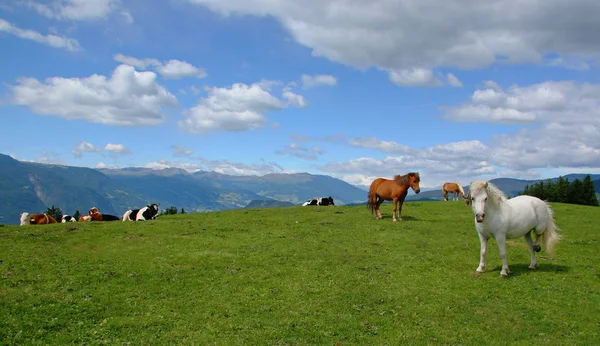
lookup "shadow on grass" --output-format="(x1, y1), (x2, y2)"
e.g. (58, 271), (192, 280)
(489, 263), (571, 277)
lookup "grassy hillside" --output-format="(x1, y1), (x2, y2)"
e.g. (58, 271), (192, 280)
(1, 202), (599, 344)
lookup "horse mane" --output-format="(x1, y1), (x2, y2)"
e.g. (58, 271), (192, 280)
(394, 172), (420, 185)
(470, 180), (506, 204)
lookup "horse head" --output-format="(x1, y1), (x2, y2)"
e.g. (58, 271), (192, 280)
(464, 191), (471, 206)
(408, 172), (421, 194)
(469, 181), (490, 222)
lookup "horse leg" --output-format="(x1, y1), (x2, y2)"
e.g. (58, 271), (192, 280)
(396, 200), (404, 222)
(392, 198), (398, 222)
(524, 231), (538, 270)
(496, 235), (510, 277)
(376, 197), (384, 220)
(476, 233), (488, 273)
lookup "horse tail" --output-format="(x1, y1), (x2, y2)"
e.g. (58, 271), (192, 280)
(366, 179), (379, 214)
(457, 183), (465, 198)
(542, 202), (560, 254)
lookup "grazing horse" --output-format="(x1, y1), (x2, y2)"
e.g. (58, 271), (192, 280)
(442, 182), (468, 202)
(20, 212), (57, 225)
(367, 172), (421, 222)
(467, 180), (560, 277)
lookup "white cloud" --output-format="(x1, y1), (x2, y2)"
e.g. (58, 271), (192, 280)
(197, 157), (288, 176)
(0, 18), (80, 51)
(348, 137), (414, 154)
(156, 59), (207, 79)
(444, 81), (599, 125)
(178, 82), (305, 133)
(282, 86), (308, 108)
(301, 74), (337, 88)
(71, 141), (100, 158)
(10, 64), (178, 126)
(388, 68), (442, 87)
(25, 0), (122, 21)
(276, 143), (324, 160)
(171, 145), (194, 157)
(447, 73), (463, 87)
(104, 143), (130, 155)
(144, 159), (203, 172)
(113, 54), (207, 79)
(322, 79), (600, 186)
(113, 53), (160, 69)
(188, 0), (600, 73)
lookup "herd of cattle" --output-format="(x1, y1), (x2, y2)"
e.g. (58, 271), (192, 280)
(19, 204), (160, 225)
(19, 196), (335, 225)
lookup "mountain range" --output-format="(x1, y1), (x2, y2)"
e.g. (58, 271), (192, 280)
(0, 154), (366, 225)
(1, 153), (598, 225)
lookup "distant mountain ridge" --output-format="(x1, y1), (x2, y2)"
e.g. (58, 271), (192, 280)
(0, 154), (366, 225)
(1, 153), (598, 224)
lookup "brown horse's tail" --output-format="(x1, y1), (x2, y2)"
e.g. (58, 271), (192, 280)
(366, 179), (380, 214)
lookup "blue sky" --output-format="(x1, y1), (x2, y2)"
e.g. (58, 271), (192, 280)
(1, 0), (600, 188)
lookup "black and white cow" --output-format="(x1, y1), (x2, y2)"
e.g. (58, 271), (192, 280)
(122, 203), (160, 221)
(302, 196), (335, 206)
(61, 215), (77, 223)
(101, 214), (121, 221)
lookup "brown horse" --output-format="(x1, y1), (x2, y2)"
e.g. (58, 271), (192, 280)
(442, 182), (468, 202)
(367, 172), (421, 222)
(19, 212), (58, 226)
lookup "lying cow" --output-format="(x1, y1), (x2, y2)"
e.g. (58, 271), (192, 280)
(61, 215), (77, 223)
(78, 207), (120, 222)
(122, 203), (159, 221)
(302, 196), (335, 206)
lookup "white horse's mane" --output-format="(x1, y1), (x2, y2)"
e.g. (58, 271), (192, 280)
(470, 180), (507, 205)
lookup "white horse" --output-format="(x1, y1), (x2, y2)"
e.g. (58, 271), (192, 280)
(468, 180), (560, 277)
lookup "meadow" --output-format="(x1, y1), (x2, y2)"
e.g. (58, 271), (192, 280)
(1, 201), (599, 345)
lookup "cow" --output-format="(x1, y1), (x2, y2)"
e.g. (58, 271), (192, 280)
(122, 203), (159, 221)
(78, 207), (103, 222)
(61, 215), (77, 223)
(302, 197), (335, 206)
(20, 212), (58, 225)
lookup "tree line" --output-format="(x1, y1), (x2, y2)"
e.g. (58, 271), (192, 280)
(520, 175), (599, 206)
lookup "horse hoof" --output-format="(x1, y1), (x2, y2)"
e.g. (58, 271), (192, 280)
(393, 219), (398, 222)
(500, 273), (509, 277)
(534, 245), (541, 252)
(529, 264), (537, 270)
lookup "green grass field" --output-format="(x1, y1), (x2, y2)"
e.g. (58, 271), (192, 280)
(1, 202), (599, 345)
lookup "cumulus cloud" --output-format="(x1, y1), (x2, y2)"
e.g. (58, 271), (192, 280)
(276, 143), (324, 160)
(113, 54), (207, 79)
(188, 0), (600, 75)
(301, 74), (337, 88)
(10, 64), (178, 126)
(197, 157), (287, 176)
(104, 143), (130, 156)
(144, 159), (203, 172)
(444, 81), (600, 125)
(388, 68), (443, 87)
(24, 0), (123, 21)
(322, 79), (600, 186)
(178, 82), (306, 133)
(0, 18), (80, 51)
(71, 141), (101, 158)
